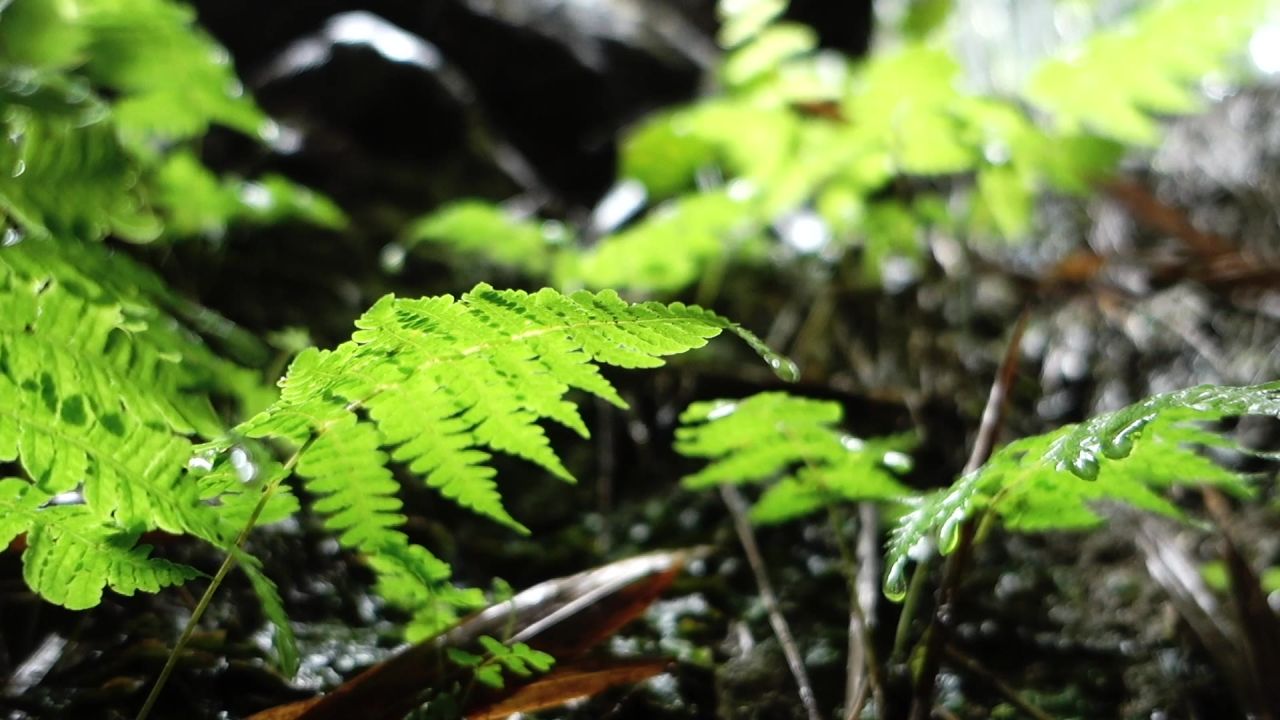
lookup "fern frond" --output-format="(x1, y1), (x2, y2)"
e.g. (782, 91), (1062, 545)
(406, 200), (560, 276)
(1, 238), (269, 426)
(883, 382), (1280, 600)
(0, 237), (286, 609)
(1026, 0), (1268, 144)
(0, 323), (210, 534)
(677, 392), (912, 524)
(76, 0), (266, 142)
(155, 152), (347, 237)
(0, 478), (201, 610)
(1, 2), (339, 243)
(0, 98), (160, 242)
(241, 284), (780, 541)
(368, 543), (486, 642)
(294, 408), (408, 549)
(564, 190), (764, 293)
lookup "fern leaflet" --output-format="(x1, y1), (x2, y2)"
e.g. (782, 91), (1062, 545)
(677, 392), (912, 524)
(883, 382), (1280, 600)
(230, 547), (299, 676)
(1027, 0), (1268, 145)
(1, 478), (202, 610)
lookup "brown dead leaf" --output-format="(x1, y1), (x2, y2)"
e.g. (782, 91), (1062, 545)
(248, 549), (692, 720)
(465, 657), (670, 720)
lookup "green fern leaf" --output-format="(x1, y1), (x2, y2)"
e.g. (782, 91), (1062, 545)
(293, 408), (409, 548)
(155, 152), (347, 237)
(75, 0), (266, 142)
(0, 477), (45, 547)
(230, 547), (299, 676)
(241, 284), (781, 540)
(0, 239), (273, 534)
(2, 480), (202, 610)
(883, 382), (1280, 601)
(1027, 0), (1268, 144)
(564, 190), (764, 293)
(367, 542), (486, 642)
(677, 392), (912, 524)
(0, 102), (161, 242)
(0, 237), (283, 609)
(405, 200), (560, 275)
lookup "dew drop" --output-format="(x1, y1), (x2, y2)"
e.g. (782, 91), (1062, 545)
(938, 510), (966, 554)
(239, 182), (273, 209)
(1068, 451), (1100, 481)
(767, 354), (800, 382)
(883, 559), (909, 602)
(882, 450), (912, 472)
(1101, 414), (1153, 460)
(380, 242), (407, 273)
(707, 401), (738, 420)
(12, 159), (25, 177)
(840, 435), (865, 451)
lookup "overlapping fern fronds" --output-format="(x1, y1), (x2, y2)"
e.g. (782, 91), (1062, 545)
(676, 392), (912, 524)
(225, 283), (783, 635)
(0, 0), (343, 242)
(883, 383), (1280, 600)
(0, 237), (282, 608)
(407, 0), (1270, 293)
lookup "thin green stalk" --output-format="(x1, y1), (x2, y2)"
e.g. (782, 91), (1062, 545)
(905, 310), (1028, 720)
(890, 551), (932, 664)
(135, 439), (312, 720)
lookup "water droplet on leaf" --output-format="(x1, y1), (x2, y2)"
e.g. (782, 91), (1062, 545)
(938, 510), (966, 554)
(883, 559), (909, 602)
(767, 354), (800, 382)
(1101, 414), (1153, 459)
(707, 401), (738, 420)
(1068, 451), (1099, 480)
(380, 242), (407, 273)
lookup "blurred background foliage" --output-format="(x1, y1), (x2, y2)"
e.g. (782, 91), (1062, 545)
(402, 0), (1266, 293)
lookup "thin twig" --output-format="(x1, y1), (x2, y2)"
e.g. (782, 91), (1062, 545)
(842, 503), (883, 719)
(942, 644), (1055, 720)
(907, 309), (1029, 720)
(826, 506), (884, 719)
(719, 484), (825, 720)
(1203, 488), (1280, 717)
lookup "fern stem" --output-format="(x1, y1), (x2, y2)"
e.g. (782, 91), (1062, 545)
(906, 517), (978, 720)
(826, 504), (884, 719)
(907, 309), (1027, 720)
(890, 556), (931, 664)
(136, 439), (313, 720)
(719, 484), (825, 720)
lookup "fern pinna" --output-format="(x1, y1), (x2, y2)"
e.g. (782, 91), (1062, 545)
(214, 283), (783, 638)
(676, 392), (913, 524)
(0, 236), (276, 610)
(883, 382), (1280, 599)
